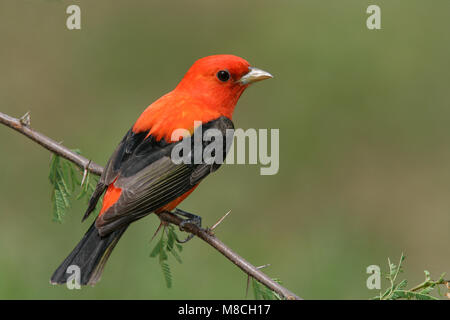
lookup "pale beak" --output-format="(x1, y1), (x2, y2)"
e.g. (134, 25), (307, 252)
(239, 67), (273, 85)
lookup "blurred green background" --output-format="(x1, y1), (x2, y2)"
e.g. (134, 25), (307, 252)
(1, 0), (449, 299)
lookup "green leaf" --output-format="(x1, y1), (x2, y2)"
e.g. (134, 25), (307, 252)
(158, 240), (168, 263)
(149, 238), (163, 258)
(57, 180), (71, 207)
(419, 286), (434, 295)
(252, 278), (261, 300)
(48, 156), (58, 184)
(251, 277), (283, 300)
(168, 247), (183, 264)
(167, 227), (175, 251)
(161, 262), (172, 288)
(149, 225), (186, 289)
(400, 290), (438, 300)
(49, 154), (76, 223)
(396, 279), (408, 290)
(53, 189), (66, 222)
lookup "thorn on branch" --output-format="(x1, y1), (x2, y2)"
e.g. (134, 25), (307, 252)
(19, 111), (31, 127)
(80, 160), (91, 187)
(208, 210), (231, 235)
(150, 222), (165, 243)
(245, 264), (271, 298)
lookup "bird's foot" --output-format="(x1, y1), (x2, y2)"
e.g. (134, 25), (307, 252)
(172, 208), (202, 243)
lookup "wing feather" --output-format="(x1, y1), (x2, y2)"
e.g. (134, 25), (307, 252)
(92, 116), (234, 236)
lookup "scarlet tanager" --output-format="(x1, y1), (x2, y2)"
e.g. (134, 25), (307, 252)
(50, 55), (273, 285)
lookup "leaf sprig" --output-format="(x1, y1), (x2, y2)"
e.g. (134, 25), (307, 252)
(373, 253), (449, 300)
(48, 150), (98, 222)
(245, 264), (283, 300)
(251, 277), (282, 300)
(149, 224), (184, 288)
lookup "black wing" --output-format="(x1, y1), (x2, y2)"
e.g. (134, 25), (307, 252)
(83, 116), (234, 236)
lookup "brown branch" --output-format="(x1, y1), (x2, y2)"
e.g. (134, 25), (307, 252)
(0, 111), (302, 300)
(0, 111), (103, 175)
(159, 212), (301, 300)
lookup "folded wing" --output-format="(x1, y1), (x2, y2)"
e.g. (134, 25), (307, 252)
(84, 116), (234, 236)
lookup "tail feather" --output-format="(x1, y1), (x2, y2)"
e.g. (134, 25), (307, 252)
(50, 222), (128, 286)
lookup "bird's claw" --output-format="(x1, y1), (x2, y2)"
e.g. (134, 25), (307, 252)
(175, 232), (195, 244)
(172, 208), (202, 243)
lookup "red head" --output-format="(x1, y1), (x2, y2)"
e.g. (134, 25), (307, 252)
(175, 55), (273, 118)
(133, 55), (272, 141)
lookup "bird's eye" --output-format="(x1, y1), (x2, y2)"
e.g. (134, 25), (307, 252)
(216, 70), (230, 82)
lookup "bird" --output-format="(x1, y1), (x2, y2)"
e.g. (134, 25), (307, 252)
(50, 54), (273, 286)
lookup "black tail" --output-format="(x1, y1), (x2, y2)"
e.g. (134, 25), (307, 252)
(50, 222), (128, 286)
